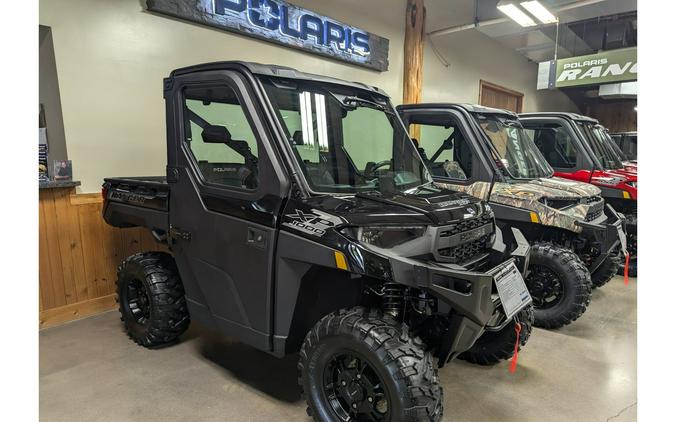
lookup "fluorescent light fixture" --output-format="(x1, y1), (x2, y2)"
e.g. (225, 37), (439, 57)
(497, 2), (537, 27)
(521, 1), (558, 24)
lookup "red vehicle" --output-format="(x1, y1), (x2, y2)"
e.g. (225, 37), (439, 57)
(519, 113), (637, 276)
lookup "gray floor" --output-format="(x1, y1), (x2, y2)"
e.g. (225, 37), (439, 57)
(40, 276), (637, 422)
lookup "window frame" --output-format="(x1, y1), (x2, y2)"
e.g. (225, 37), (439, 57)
(521, 118), (593, 173)
(402, 109), (486, 186)
(180, 76), (265, 195)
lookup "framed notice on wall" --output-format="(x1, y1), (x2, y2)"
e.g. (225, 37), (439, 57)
(145, 0), (390, 71)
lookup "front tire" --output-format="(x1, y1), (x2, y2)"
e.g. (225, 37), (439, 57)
(525, 243), (592, 329)
(299, 307), (443, 422)
(458, 305), (534, 365)
(117, 252), (190, 347)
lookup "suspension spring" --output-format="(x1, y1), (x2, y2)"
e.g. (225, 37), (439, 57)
(382, 282), (405, 317)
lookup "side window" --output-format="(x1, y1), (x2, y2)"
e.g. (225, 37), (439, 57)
(529, 124), (577, 169)
(183, 84), (259, 190)
(412, 122), (471, 180)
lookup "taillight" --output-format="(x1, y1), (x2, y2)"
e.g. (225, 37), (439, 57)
(102, 186), (108, 200)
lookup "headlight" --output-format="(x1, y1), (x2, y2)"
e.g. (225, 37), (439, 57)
(340, 226), (426, 248)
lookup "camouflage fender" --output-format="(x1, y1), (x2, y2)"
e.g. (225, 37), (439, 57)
(436, 177), (603, 233)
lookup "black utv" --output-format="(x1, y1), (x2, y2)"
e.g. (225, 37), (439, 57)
(103, 62), (534, 422)
(397, 104), (626, 329)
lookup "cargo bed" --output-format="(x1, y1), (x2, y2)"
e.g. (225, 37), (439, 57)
(102, 176), (170, 240)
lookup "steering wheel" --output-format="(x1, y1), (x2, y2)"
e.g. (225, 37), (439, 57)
(365, 160), (392, 178)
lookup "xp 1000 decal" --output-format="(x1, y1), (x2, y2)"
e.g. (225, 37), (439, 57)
(283, 209), (342, 237)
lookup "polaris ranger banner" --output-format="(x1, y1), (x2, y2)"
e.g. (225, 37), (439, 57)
(145, 0), (390, 71)
(537, 47), (637, 89)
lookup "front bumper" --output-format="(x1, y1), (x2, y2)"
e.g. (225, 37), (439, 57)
(575, 204), (626, 273)
(378, 226), (530, 364)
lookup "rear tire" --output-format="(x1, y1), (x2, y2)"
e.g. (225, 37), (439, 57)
(458, 305), (534, 365)
(525, 243), (592, 329)
(117, 252), (190, 347)
(591, 251), (620, 288)
(298, 307), (443, 422)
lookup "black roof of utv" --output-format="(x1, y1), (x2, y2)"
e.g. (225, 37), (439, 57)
(169, 61), (387, 97)
(519, 112), (599, 124)
(396, 103), (519, 119)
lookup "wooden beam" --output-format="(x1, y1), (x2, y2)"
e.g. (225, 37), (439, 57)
(403, 0), (426, 140)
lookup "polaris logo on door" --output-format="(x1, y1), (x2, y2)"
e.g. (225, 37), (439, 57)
(145, 0), (390, 71)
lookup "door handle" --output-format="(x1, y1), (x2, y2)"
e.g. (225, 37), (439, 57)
(247, 227), (267, 249)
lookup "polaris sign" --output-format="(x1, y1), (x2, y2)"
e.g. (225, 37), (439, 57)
(537, 47), (637, 90)
(145, 0), (390, 71)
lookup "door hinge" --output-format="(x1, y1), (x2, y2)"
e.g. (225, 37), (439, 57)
(166, 166), (179, 183)
(169, 225), (191, 241)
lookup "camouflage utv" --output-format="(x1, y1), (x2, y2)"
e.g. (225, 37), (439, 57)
(398, 104), (626, 329)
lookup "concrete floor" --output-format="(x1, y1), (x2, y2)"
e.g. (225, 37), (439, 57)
(40, 275), (637, 422)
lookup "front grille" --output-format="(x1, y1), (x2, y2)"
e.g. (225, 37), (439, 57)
(436, 212), (494, 265)
(585, 209), (602, 221)
(438, 234), (491, 264)
(438, 213), (493, 238)
(585, 198), (605, 222)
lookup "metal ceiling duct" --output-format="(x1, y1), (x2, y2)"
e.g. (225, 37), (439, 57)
(429, 0), (637, 63)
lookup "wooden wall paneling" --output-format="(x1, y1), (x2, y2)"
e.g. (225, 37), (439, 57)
(78, 202), (106, 298)
(38, 198), (55, 310)
(585, 100), (637, 132)
(39, 187), (168, 328)
(56, 187), (90, 301)
(50, 188), (81, 303)
(40, 189), (69, 307)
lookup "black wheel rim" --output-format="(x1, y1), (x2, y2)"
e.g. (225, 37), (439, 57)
(126, 279), (151, 325)
(323, 351), (391, 422)
(526, 265), (565, 309)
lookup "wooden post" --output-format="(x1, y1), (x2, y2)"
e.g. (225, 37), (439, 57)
(403, 0), (426, 140)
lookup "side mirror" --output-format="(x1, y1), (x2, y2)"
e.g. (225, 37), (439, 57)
(202, 125), (232, 144)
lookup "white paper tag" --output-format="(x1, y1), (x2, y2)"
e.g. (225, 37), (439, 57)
(492, 262), (532, 319)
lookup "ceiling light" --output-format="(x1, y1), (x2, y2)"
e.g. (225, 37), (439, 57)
(497, 2), (537, 27)
(521, 1), (558, 24)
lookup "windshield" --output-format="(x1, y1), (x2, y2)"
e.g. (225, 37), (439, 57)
(598, 128), (627, 161)
(576, 122), (623, 170)
(261, 77), (431, 194)
(474, 113), (554, 179)
(625, 135), (638, 160)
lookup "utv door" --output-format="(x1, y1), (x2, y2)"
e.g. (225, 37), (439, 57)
(396, 106), (494, 193)
(166, 70), (288, 351)
(520, 118), (595, 182)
